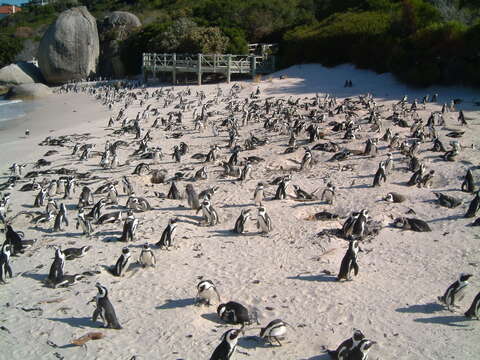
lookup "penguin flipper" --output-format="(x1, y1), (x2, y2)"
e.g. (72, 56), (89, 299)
(6, 264), (13, 278)
(92, 308), (100, 322)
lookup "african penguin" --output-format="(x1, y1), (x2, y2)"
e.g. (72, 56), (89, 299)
(438, 273), (472, 310)
(0, 244), (13, 284)
(92, 283), (122, 329)
(209, 328), (243, 360)
(196, 279), (221, 305)
(337, 240), (361, 281)
(156, 218), (178, 248)
(139, 243), (156, 267)
(109, 247), (131, 277)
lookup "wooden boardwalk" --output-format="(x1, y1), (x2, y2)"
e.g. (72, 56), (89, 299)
(142, 53), (275, 84)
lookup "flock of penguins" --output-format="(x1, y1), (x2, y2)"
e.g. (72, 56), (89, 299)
(0, 77), (480, 360)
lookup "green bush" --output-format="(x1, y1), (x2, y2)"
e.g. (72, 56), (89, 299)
(0, 35), (24, 68)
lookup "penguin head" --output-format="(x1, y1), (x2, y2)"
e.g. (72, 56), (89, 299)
(222, 329), (242, 343)
(459, 273), (473, 282)
(2, 243), (11, 255)
(142, 243), (150, 250)
(393, 217), (406, 228)
(241, 209), (252, 217)
(384, 193), (394, 202)
(198, 279), (214, 292)
(95, 283), (108, 297)
(121, 247), (130, 255)
(352, 329), (365, 342)
(258, 206), (266, 214)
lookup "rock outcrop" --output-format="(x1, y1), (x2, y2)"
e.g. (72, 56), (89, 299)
(0, 62), (44, 86)
(98, 11), (141, 78)
(38, 7), (99, 84)
(6, 83), (52, 100)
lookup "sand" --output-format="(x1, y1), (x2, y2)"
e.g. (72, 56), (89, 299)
(1, 64), (480, 360)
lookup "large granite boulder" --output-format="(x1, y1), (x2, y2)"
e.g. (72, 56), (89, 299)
(0, 62), (44, 86)
(6, 83), (52, 100)
(98, 11), (141, 78)
(38, 7), (99, 84)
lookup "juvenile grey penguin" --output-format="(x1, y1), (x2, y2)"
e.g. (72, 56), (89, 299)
(253, 182), (265, 205)
(92, 283), (122, 329)
(337, 240), (360, 281)
(217, 301), (251, 325)
(0, 244), (13, 283)
(48, 247), (65, 285)
(259, 319), (289, 346)
(139, 243), (156, 267)
(438, 273), (472, 310)
(53, 203), (69, 232)
(321, 183), (336, 205)
(109, 247), (131, 277)
(464, 191), (480, 218)
(326, 329), (365, 359)
(156, 218), (178, 248)
(465, 292), (480, 320)
(233, 209), (252, 234)
(185, 184), (201, 210)
(257, 206), (273, 234)
(196, 279), (221, 305)
(209, 328), (243, 360)
(461, 169), (476, 193)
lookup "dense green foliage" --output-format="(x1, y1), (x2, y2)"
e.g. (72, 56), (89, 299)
(0, 34), (24, 66)
(0, 0), (479, 86)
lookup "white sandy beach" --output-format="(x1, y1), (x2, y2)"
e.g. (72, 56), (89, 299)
(1, 64), (480, 360)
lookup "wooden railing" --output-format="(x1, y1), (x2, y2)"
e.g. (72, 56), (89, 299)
(142, 53), (275, 84)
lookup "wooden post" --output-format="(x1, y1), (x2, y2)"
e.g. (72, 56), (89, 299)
(227, 54), (232, 83)
(197, 53), (202, 85)
(172, 53), (177, 85)
(251, 55), (257, 79)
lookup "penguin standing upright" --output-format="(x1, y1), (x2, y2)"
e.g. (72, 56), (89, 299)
(209, 329), (242, 360)
(257, 206), (273, 234)
(78, 186), (94, 208)
(196, 280), (221, 305)
(253, 183), (264, 205)
(76, 208), (93, 236)
(326, 329), (365, 359)
(352, 209), (369, 238)
(321, 183), (336, 205)
(198, 199), (219, 226)
(53, 203), (69, 232)
(167, 182), (181, 200)
(34, 188), (47, 207)
(300, 148), (312, 171)
(110, 247), (131, 277)
(239, 162), (252, 182)
(0, 244), (13, 283)
(91, 283), (122, 329)
(337, 240), (360, 281)
(157, 218), (178, 248)
(274, 176), (290, 200)
(122, 176), (134, 196)
(185, 184), (201, 210)
(119, 212), (138, 242)
(465, 191), (480, 218)
(139, 243), (156, 267)
(372, 161), (387, 187)
(461, 169), (476, 193)
(465, 291), (480, 320)
(48, 247), (65, 285)
(438, 273), (472, 310)
(233, 209), (251, 234)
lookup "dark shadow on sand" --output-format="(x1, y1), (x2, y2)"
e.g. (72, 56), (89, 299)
(156, 298), (196, 310)
(287, 274), (337, 282)
(414, 315), (471, 327)
(47, 316), (98, 329)
(396, 302), (444, 314)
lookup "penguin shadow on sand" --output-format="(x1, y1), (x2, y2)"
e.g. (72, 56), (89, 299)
(396, 302), (444, 314)
(414, 314), (473, 327)
(237, 336), (286, 350)
(47, 316), (99, 329)
(300, 354), (331, 360)
(177, 214), (205, 225)
(156, 297), (197, 310)
(21, 271), (49, 285)
(200, 312), (228, 325)
(287, 272), (337, 283)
